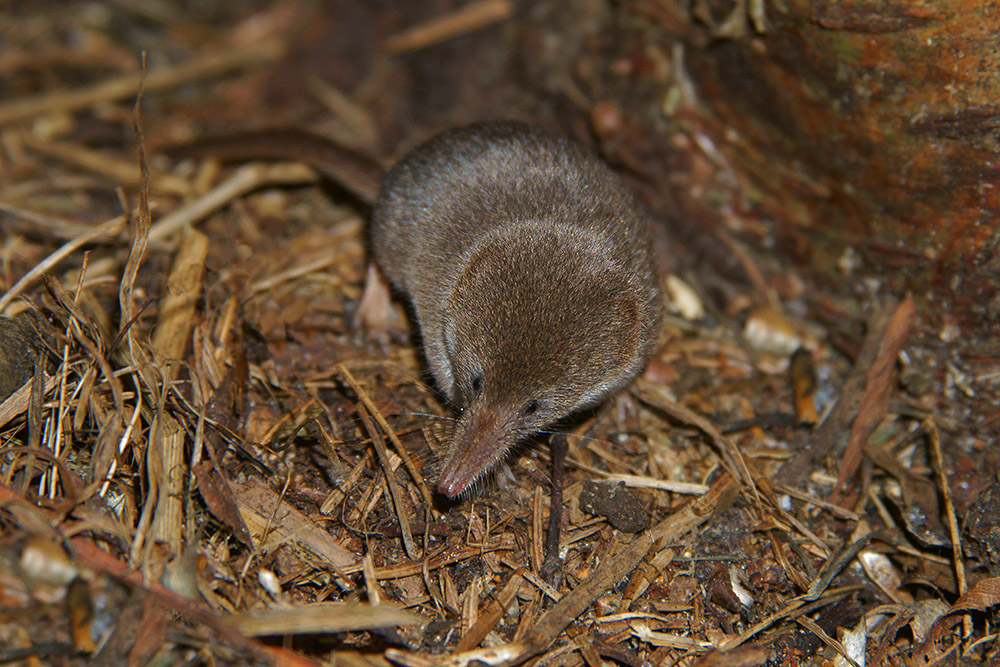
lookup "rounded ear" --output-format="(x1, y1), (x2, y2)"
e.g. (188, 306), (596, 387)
(608, 295), (642, 366)
(442, 319), (456, 359)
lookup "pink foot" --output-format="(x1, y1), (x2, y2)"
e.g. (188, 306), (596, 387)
(353, 262), (399, 345)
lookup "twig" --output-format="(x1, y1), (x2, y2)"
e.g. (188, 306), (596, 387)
(0, 376), (57, 430)
(604, 473), (708, 495)
(634, 378), (759, 507)
(720, 532), (870, 651)
(716, 230), (780, 311)
(0, 39), (286, 126)
(336, 363), (436, 509)
(21, 135), (191, 196)
(830, 297), (914, 505)
(150, 229), (208, 366)
(386, 474), (739, 667)
(249, 251), (342, 294)
(383, 0), (513, 54)
(794, 616), (860, 667)
(0, 215), (127, 314)
(0, 200), (121, 242)
(339, 540), (515, 579)
(148, 162), (316, 243)
(454, 569), (525, 652)
(357, 402), (420, 560)
(540, 434), (567, 587)
(926, 417), (969, 638)
(776, 298), (900, 488)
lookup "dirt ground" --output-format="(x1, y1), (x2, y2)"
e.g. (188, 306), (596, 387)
(0, 2), (998, 666)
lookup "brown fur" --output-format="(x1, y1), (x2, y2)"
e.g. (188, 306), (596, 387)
(373, 122), (661, 497)
(167, 121), (662, 498)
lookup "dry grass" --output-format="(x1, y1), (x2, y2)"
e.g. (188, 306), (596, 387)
(0, 3), (997, 666)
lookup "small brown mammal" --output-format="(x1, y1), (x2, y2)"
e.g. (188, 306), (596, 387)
(170, 121), (662, 498)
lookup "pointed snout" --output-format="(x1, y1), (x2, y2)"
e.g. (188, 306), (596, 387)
(437, 407), (513, 499)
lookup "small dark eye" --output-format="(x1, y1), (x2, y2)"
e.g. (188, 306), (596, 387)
(523, 400), (539, 416)
(471, 375), (483, 396)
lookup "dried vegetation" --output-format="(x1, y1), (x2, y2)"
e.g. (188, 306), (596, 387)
(0, 2), (998, 666)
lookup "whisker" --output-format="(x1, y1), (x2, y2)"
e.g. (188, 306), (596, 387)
(416, 373), (451, 405)
(524, 428), (615, 448)
(320, 410), (457, 431)
(343, 356), (452, 405)
(387, 411), (459, 423)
